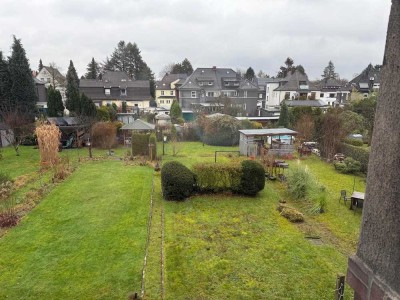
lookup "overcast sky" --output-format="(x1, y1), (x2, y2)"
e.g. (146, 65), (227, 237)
(0, 0), (391, 80)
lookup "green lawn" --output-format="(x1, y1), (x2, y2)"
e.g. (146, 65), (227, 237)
(143, 142), (359, 299)
(0, 160), (153, 299)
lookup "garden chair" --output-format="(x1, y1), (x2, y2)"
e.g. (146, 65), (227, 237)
(339, 190), (349, 205)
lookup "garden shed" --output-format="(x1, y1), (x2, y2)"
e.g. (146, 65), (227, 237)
(239, 128), (297, 157)
(120, 119), (155, 146)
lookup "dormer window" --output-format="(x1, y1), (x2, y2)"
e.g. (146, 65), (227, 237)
(199, 82), (203, 86)
(120, 88), (127, 96)
(121, 79), (127, 82)
(105, 88), (111, 95)
(208, 81), (213, 85)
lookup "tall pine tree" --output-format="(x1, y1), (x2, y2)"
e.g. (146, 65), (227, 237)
(0, 51), (12, 111)
(8, 36), (37, 115)
(47, 85), (64, 117)
(85, 57), (100, 79)
(38, 59), (43, 72)
(65, 60), (80, 114)
(278, 102), (290, 128)
(322, 61), (338, 80)
(80, 92), (97, 118)
(245, 67), (255, 81)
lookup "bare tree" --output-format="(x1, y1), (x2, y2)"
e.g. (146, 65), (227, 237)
(294, 114), (315, 142)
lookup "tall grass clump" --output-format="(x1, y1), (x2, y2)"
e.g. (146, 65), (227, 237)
(287, 166), (327, 213)
(35, 123), (61, 167)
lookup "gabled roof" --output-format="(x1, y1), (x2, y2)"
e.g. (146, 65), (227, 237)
(120, 119), (155, 131)
(156, 73), (188, 89)
(349, 64), (381, 91)
(274, 70), (318, 92)
(34, 77), (45, 85)
(239, 79), (259, 90)
(180, 67), (237, 90)
(40, 66), (66, 85)
(80, 71), (149, 89)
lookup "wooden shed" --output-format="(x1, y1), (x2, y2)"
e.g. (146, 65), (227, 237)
(239, 128), (297, 157)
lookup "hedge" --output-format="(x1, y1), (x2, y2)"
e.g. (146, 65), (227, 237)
(192, 162), (242, 193)
(340, 143), (370, 173)
(161, 161), (196, 201)
(131, 133), (150, 156)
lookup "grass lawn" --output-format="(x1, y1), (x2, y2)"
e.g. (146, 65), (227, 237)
(0, 160), (153, 299)
(298, 156), (365, 251)
(143, 142), (358, 299)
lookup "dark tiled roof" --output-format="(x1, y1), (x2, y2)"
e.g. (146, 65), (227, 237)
(80, 79), (149, 88)
(350, 64), (381, 85)
(274, 70), (318, 92)
(180, 67), (237, 90)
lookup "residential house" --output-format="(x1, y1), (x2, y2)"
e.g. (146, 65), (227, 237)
(349, 64), (381, 97)
(178, 67), (259, 116)
(36, 66), (66, 102)
(79, 71), (152, 112)
(317, 78), (351, 106)
(257, 77), (281, 107)
(155, 73), (188, 109)
(270, 70), (321, 105)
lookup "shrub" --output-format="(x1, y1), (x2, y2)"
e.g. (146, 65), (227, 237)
(131, 133), (150, 156)
(334, 157), (361, 174)
(199, 114), (241, 146)
(277, 204), (304, 223)
(182, 123), (200, 141)
(287, 167), (312, 200)
(161, 161), (196, 200)
(193, 162), (242, 193)
(91, 122), (117, 151)
(344, 138), (364, 147)
(238, 160), (265, 196)
(340, 143), (369, 173)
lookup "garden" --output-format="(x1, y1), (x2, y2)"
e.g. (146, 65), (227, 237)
(0, 136), (365, 299)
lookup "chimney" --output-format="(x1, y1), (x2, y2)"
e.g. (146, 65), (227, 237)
(212, 66), (216, 70)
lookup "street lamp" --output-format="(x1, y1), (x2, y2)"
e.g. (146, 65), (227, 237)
(163, 135), (167, 155)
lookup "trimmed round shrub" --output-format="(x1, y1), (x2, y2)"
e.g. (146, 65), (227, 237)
(161, 161), (196, 200)
(238, 160), (265, 196)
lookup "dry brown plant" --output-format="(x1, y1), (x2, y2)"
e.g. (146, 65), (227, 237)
(35, 123), (61, 168)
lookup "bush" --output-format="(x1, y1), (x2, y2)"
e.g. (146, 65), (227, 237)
(340, 143), (370, 173)
(91, 122), (117, 150)
(287, 167), (312, 199)
(238, 160), (265, 196)
(344, 138), (364, 147)
(199, 114), (241, 146)
(161, 161), (196, 200)
(277, 204), (304, 223)
(131, 133), (150, 156)
(334, 157), (361, 174)
(193, 162), (242, 193)
(182, 123), (200, 141)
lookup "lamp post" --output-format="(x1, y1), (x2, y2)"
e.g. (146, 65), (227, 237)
(163, 135), (167, 155)
(87, 139), (92, 158)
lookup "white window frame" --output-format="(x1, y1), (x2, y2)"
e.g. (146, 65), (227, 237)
(105, 88), (111, 95)
(208, 81), (213, 85)
(191, 91), (196, 98)
(170, 90), (174, 96)
(120, 88), (127, 96)
(244, 91), (248, 98)
(161, 91), (165, 96)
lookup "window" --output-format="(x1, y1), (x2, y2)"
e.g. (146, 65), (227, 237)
(244, 91), (248, 98)
(208, 81), (213, 85)
(170, 91), (174, 96)
(266, 95), (269, 101)
(191, 91), (196, 98)
(160, 100), (164, 104)
(320, 93), (324, 98)
(105, 88), (111, 95)
(134, 104), (138, 107)
(120, 89), (127, 96)
(234, 91), (238, 97)
(199, 82), (203, 86)
(47, 78), (51, 83)
(259, 94), (263, 99)
(267, 86), (270, 92)
(161, 91), (165, 96)
(329, 93), (335, 98)
(166, 100), (170, 104)
(207, 92), (214, 97)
